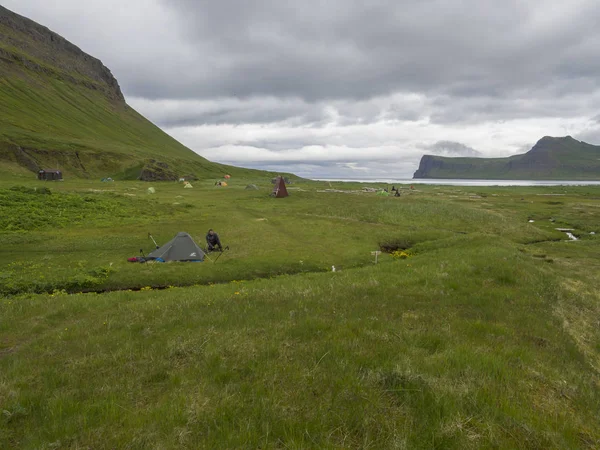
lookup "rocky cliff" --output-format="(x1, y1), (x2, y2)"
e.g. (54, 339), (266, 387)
(0, 5), (124, 102)
(413, 136), (600, 180)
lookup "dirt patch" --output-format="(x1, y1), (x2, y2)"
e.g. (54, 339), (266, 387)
(0, 338), (17, 358)
(0, 347), (16, 358)
(526, 335), (550, 347)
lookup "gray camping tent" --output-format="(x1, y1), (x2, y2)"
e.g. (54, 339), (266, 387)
(147, 232), (205, 262)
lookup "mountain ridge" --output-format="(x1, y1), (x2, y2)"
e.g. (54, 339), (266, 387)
(413, 136), (600, 180)
(0, 5), (278, 180)
(0, 5), (124, 103)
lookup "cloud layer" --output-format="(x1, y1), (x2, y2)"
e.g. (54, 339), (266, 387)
(5, 0), (600, 178)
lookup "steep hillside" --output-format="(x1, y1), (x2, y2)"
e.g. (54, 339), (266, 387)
(413, 136), (600, 180)
(0, 5), (272, 180)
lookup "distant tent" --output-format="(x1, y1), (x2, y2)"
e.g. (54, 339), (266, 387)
(245, 184), (259, 190)
(184, 181), (193, 188)
(271, 176), (291, 184)
(271, 176), (289, 198)
(224, 174), (231, 179)
(38, 169), (62, 181)
(147, 232), (205, 262)
(376, 190), (389, 196)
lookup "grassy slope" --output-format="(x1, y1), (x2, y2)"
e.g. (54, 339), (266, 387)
(0, 72), (271, 180)
(0, 20), (277, 180)
(414, 137), (600, 180)
(1, 177), (600, 448)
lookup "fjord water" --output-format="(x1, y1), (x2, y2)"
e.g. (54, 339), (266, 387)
(314, 178), (600, 186)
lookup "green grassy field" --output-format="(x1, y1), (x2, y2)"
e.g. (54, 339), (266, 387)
(1, 176), (600, 449)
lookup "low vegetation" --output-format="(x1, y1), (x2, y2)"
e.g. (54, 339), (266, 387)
(1, 176), (600, 448)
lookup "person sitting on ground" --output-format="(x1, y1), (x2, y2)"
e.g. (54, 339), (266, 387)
(206, 229), (223, 252)
(395, 190), (401, 197)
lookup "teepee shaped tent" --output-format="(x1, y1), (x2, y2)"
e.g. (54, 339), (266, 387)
(147, 232), (205, 262)
(271, 176), (289, 198)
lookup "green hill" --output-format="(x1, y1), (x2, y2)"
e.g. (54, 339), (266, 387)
(413, 136), (600, 180)
(0, 5), (274, 180)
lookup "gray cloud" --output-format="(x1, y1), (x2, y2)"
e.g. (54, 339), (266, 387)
(128, 97), (328, 128)
(575, 126), (600, 145)
(7, 0), (600, 112)
(128, 93), (427, 129)
(12, 0), (597, 105)
(424, 141), (482, 157)
(134, 0), (600, 129)
(4, 0), (600, 178)
(149, 0), (600, 104)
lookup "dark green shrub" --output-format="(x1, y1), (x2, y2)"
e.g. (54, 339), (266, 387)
(379, 238), (414, 253)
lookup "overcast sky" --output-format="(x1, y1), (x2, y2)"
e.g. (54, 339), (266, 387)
(5, 0), (600, 178)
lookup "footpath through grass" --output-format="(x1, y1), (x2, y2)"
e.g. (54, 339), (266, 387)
(1, 177), (600, 448)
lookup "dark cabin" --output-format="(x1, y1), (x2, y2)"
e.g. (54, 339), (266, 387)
(38, 169), (63, 181)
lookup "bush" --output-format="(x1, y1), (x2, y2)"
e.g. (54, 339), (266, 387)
(9, 185), (51, 195)
(0, 188), (177, 232)
(379, 238), (414, 253)
(0, 264), (114, 296)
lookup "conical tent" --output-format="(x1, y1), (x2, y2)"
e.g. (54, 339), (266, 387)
(271, 176), (289, 198)
(147, 232), (205, 262)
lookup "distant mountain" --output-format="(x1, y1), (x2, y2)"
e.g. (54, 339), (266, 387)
(413, 136), (600, 180)
(0, 6), (276, 180)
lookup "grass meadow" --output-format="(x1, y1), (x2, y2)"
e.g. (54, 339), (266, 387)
(1, 176), (600, 449)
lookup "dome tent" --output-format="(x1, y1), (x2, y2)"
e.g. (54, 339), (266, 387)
(147, 232), (205, 262)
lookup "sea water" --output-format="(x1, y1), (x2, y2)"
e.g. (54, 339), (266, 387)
(313, 178), (600, 186)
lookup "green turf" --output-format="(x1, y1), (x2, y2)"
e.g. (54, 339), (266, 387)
(1, 177), (599, 448)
